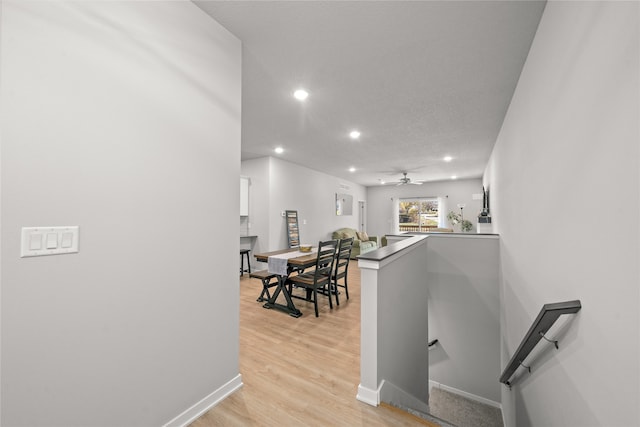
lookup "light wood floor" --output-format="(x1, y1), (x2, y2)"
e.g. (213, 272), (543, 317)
(191, 264), (437, 426)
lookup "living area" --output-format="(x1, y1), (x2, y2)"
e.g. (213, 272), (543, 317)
(234, 152), (500, 426)
(240, 156), (484, 273)
(3, 1), (635, 426)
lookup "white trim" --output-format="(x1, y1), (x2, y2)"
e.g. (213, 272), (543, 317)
(163, 374), (243, 427)
(380, 379), (430, 414)
(428, 380), (501, 409)
(356, 383), (381, 407)
(357, 258), (382, 270)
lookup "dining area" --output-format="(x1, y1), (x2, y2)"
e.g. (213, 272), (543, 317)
(251, 237), (355, 318)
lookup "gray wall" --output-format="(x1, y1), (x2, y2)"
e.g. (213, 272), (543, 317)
(357, 237), (430, 411)
(427, 235), (500, 404)
(484, 2), (639, 426)
(1, 2), (241, 425)
(242, 157), (366, 257)
(366, 178), (483, 237)
(377, 240), (430, 405)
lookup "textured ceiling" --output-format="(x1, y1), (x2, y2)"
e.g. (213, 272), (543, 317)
(195, 1), (546, 187)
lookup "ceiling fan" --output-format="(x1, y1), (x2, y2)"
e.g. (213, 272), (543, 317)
(395, 172), (423, 186)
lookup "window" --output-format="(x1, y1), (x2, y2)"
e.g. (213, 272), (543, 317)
(398, 198), (439, 232)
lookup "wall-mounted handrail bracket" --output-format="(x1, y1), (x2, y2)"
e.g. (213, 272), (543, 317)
(499, 300), (581, 386)
(540, 331), (559, 349)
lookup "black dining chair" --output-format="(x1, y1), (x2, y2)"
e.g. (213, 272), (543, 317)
(285, 239), (338, 317)
(332, 237), (354, 305)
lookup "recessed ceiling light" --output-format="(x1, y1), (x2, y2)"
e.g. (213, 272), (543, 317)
(349, 167), (356, 173)
(444, 156), (453, 162)
(379, 179), (386, 185)
(451, 175), (457, 180)
(275, 147), (284, 154)
(349, 130), (361, 139)
(293, 89), (309, 101)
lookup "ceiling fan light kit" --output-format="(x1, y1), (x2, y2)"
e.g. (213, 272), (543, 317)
(395, 172), (423, 186)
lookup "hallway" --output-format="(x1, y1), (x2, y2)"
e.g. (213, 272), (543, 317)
(192, 265), (438, 426)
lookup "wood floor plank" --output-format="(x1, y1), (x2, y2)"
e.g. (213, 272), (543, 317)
(191, 264), (437, 426)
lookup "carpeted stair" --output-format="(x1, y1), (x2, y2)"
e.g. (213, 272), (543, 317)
(385, 387), (504, 427)
(428, 388), (504, 427)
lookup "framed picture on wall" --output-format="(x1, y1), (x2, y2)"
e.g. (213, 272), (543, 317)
(336, 193), (353, 216)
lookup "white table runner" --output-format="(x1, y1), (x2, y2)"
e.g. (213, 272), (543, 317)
(267, 248), (317, 275)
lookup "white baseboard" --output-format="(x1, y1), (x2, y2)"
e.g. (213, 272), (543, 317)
(428, 380), (501, 409)
(380, 379), (430, 414)
(163, 374), (243, 427)
(356, 383), (381, 407)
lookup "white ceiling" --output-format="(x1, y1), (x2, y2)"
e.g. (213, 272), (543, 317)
(195, 1), (546, 187)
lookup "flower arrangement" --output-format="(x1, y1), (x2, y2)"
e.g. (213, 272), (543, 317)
(446, 211), (460, 226)
(447, 210), (473, 232)
(461, 220), (473, 232)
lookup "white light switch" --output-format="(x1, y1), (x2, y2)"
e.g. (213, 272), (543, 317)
(46, 233), (58, 249)
(21, 226), (79, 257)
(61, 232), (73, 248)
(29, 234), (43, 250)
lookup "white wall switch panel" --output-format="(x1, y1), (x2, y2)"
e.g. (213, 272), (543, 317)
(21, 226), (79, 257)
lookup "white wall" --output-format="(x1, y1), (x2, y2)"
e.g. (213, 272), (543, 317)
(242, 157), (366, 256)
(0, 2), (241, 425)
(241, 157), (270, 262)
(367, 178), (484, 237)
(484, 2), (639, 426)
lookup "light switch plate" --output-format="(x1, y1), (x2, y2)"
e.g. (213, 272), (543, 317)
(21, 226), (79, 257)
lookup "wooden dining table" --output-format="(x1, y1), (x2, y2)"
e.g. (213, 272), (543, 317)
(254, 248), (318, 317)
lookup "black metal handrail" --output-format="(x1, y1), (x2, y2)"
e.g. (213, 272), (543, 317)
(500, 300), (582, 386)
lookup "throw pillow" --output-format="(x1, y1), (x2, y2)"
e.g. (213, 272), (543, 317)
(357, 231), (369, 241)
